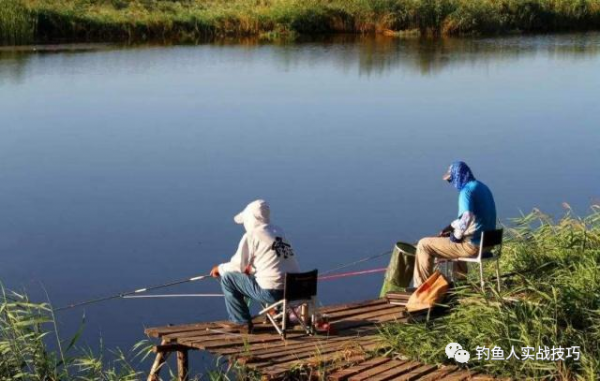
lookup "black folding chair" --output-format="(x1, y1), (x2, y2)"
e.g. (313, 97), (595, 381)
(258, 270), (318, 339)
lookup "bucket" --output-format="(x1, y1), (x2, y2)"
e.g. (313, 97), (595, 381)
(379, 241), (417, 296)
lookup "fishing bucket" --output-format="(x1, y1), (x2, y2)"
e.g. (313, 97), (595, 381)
(379, 241), (416, 297)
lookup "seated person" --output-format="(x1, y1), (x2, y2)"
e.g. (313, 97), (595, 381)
(413, 161), (496, 287)
(211, 199), (300, 332)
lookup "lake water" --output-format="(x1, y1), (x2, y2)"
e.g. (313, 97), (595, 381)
(1, 34), (599, 370)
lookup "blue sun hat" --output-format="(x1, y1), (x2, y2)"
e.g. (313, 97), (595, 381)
(443, 161), (476, 191)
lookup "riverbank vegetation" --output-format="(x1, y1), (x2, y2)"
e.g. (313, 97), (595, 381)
(1, 0), (600, 45)
(0, 287), (150, 380)
(0, 0), (36, 45)
(381, 206), (600, 380)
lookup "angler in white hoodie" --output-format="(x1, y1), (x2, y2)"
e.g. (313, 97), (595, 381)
(210, 200), (300, 329)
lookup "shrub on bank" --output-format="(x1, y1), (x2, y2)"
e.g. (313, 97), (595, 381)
(0, 0), (597, 44)
(0, 0), (36, 44)
(0, 287), (148, 380)
(381, 206), (600, 380)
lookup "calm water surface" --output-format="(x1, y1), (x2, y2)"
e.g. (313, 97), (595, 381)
(0, 34), (599, 366)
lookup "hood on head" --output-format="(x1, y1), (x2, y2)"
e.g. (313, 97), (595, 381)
(444, 161), (476, 191)
(234, 199), (271, 232)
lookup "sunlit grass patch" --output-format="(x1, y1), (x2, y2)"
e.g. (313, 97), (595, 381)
(381, 205), (600, 379)
(0, 0), (597, 45)
(0, 285), (151, 380)
(0, 0), (36, 44)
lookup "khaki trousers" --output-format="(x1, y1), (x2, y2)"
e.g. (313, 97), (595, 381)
(413, 237), (479, 287)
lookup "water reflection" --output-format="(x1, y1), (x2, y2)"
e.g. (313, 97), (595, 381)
(1, 33), (599, 82)
(0, 31), (598, 354)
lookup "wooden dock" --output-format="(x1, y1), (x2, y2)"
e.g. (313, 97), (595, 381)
(145, 294), (492, 380)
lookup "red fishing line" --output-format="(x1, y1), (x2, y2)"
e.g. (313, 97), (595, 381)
(318, 267), (387, 281)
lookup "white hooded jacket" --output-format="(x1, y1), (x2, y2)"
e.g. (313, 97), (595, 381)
(218, 200), (300, 290)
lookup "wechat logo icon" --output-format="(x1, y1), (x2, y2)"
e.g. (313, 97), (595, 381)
(446, 343), (470, 364)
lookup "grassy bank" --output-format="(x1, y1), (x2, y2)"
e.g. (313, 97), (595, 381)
(0, 287), (259, 380)
(0, 0), (599, 45)
(381, 206), (600, 380)
(0, 0), (36, 44)
(0, 287), (151, 380)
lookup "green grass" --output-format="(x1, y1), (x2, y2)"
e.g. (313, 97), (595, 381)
(0, 284), (258, 380)
(380, 205), (600, 380)
(0, 286), (152, 380)
(0, 0), (598, 45)
(0, 0), (36, 44)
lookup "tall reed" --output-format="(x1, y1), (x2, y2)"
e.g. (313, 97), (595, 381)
(0, 286), (149, 380)
(380, 205), (600, 379)
(0, 0), (35, 45)
(17, 0), (600, 44)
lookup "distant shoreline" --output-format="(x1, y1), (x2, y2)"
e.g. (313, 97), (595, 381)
(2, 0), (600, 46)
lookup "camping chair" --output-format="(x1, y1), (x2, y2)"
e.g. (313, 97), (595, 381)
(258, 270), (318, 339)
(437, 229), (504, 290)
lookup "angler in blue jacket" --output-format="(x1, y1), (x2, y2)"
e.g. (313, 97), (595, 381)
(413, 161), (497, 286)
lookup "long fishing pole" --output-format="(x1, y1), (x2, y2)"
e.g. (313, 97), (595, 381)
(56, 248), (395, 311)
(320, 249), (392, 276)
(318, 267), (387, 281)
(123, 293), (223, 299)
(54, 274), (211, 312)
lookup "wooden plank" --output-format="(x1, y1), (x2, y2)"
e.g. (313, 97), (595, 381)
(258, 341), (385, 378)
(181, 332), (308, 350)
(213, 326), (377, 356)
(328, 357), (392, 381)
(367, 361), (422, 381)
(332, 311), (408, 332)
(166, 322), (307, 343)
(152, 344), (191, 353)
(260, 353), (372, 381)
(347, 359), (406, 381)
(440, 370), (480, 381)
(326, 302), (404, 320)
(247, 338), (383, 369)
(323, 354), (381, 378)
(243, 337), (383, 366)
(385, 294), (411, 302)
(330, 306), (405, 324)
(471, 375), (496, 381)
(145, 299), (389, 337)
(385, 292), (411, 298)
(144, 297), (508, 381)
(215, 335), (326, 355)
(415, 366), (459, 381)
(145, 321), (228, 337)
(148, 320), (267, 337)
(236, 334), (373, 360)
(389, 364), (438, 381)
(177, 350), (189, 381)
(385, 291), (413, 299)
(147, 340), (169, 381)
(162, 328), (230, 340)
(320, 299), (387, 314)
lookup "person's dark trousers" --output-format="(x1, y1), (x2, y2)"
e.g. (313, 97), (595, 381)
(220, 272), (283, 324)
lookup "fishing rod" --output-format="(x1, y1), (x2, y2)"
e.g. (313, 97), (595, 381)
(320, 249), (392, 276)
(56, 248), (395, 311)
(318, 267), (387, 281)
(123, 293), (223, 299)
(54, 274), (211, 312)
